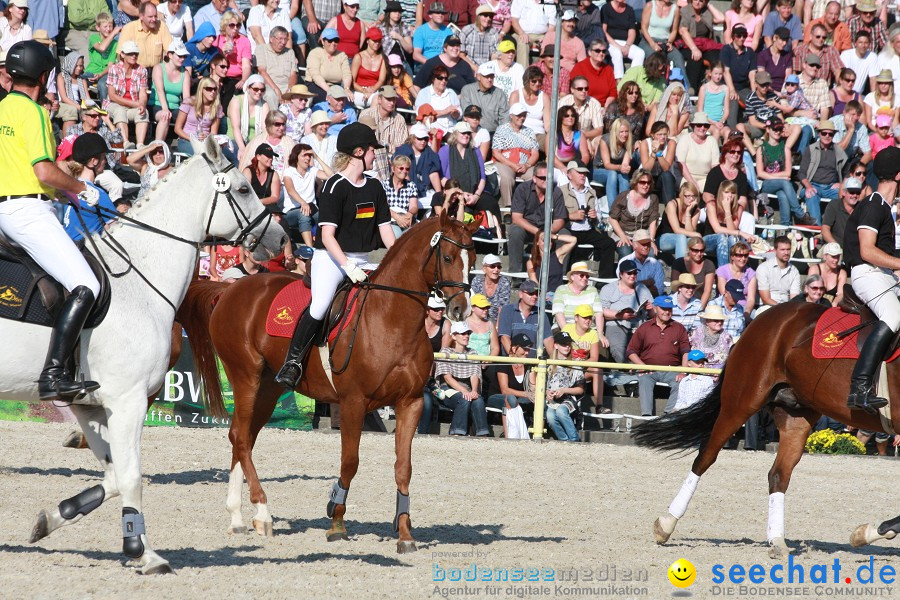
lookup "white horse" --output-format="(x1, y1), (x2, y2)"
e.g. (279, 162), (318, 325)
(8, 137), (287, 574)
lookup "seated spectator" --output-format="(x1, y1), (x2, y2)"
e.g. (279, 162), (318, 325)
(431, 179), (467, 220)
(757, 117), (816, 227)
(127, 140), (174, 199)
(58, 100), (126, 203)
(0, 0), (32, 54)
(543, 10), (585, 72)
(562, 304), (607, 408)
(677, 0), (726, 95)
(379, 1), (413, 59)
(382, 154), (419, 237)
(763, 0), (801, 49)
(150, 41), (191, 143)
(536, 331), (584, 442)
(618, 50), (668, 107)
(466, 293), (500, 358)
(242, 143), (283, 215)
(830, 67), (861, 118)
(608, 170), (660, 261)
(594, 117), (633, 205)
(702, 142), (757, 263)
(720, 23), (757, 129)
(561, 160), (617, 277)
(617, 228), (665, 296)
(638, 0), (684, 74)
(603, 80), (647, 141)
(414, 65), (461, 135)
(115, 0), (139, 29)
(119, 1), (173, 68)
(509, 66), (550, 146)
(438, 122), (499, 221)
(359, 86), (409, 180)
(804, 1), (849, 50)
(459, 5), (499, 72)
(670, 273), (702, 333)
(302, 110), (338, 179)
(599, 258), (654, 363)
(61, 133), (119, 241)
(724, 0), (763, 50)
(658, 181), (701, 260)
(497, 279), (554, 357)
(312, 84), (358, 136)
(626, 295), (690, 415)
(527, 229), (578, 290)
(793, 22), (844, 87)
(756, 235), (801, 307)
(601, 0), (644, 79)
(324, 0), (364, 60)
(676, 112), (720, 194)
(247, 0), (292, 55)
(756, 28), (794, 107)
(510, 0), (555, 68)
(558, 75), (604, 156)
(56, 53), (90, 137)
(689, 304), (733, 369)
(532, 44), (571, 97)
(470, 253), (511, 324)
(461, 105), (491, 162)
(552, 261), (603, 329)
(832, 102), (871, 170)
(790, 274), (832, 307)
(485, 42), (521, 103)
(228, 75), (271, 161)
(306, 31), (351, 103)
(710, 279), (748, 339)
(394, 122), (442, 207)
(840, 31), (876, 95)
(796, 54), (832, 121)
(574, 0), (603, 48)
(84, 12), (119, 104)
(570, 39), (617, 108)
(672, 236), (716, 309)
(869, 113), (896, 160)
(808, 242), (846, 305)
(256, 25), (298, 109)
(282, 144), (318, 245)
(550, 107), (590, 177)
(412, 1), (452, 64)
(435, 321), (491, 437)
(736, 71), (782, 144)
(508, 161), (568, 273)
(386, 54), (414, 109)
(185, 21), (219, 78)
(421, 295), (451, 433)
(638, 120), (678, 206)
(240, 110), (297, 174)
(862, 70), (896, 131)
(671, 350), (716, 412)
(279, 84), (315, 143)
(158, 0), (193, 42)
(491, 103), (539, 208)
(415, 36), (476, 97)
(174, 76), (225, 157)
(715, 241), (756, 316)
(647, 85), (689, 140)
(212, 10), (250, 109)
(104, 40), (150, 149)
(486, 333), (534, 439)
(351, 28), (387, 108)
(798, 119), (846, 225)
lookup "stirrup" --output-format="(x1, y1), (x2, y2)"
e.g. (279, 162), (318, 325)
(275, 360), (303, 389)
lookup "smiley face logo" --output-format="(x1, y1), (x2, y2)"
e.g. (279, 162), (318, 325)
(668, 559), (696, 588)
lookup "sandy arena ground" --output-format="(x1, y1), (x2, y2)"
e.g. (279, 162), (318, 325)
(1, 420), (899, 600)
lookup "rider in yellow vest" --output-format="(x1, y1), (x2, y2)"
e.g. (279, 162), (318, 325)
(0, 40), (102, 401)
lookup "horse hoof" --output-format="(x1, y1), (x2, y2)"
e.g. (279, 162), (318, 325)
(29, 510), (50, 543)
(851, 524), (881, 548)
(326, 530), (349, 542)
(768, 537), (790, 559)
(653, 514), (677, 545)
(141, 562), (175, 576)
(227, 526), (247, 536)
(62, 431), (87, 449)
(252, 519), (274, 537)
(397, 540), (417, 554)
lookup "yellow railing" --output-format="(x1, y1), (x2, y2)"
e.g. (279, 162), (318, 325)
(433, 352), (722, 438)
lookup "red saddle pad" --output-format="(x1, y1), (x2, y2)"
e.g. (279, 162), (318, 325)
(812, 307), (900, 362)
(265, 280), (359, 343)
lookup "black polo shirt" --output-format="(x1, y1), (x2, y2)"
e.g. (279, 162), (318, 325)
(844, 192), (895, 268)
(316, 174), (392, 252)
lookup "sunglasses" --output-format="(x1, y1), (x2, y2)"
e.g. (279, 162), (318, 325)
(690, 247), (706, 253)
(533, 174), (546, 180)
(250, 86), (265, 92)
(591, 48), (607, 54)
(203, 86), (217, 91)
(771, 125), (784, 132)
(624, 270), (638, 275)
(819, 131), (834, 136)
(727, 150), (742, 155)
(394, 165), (410, 171)
(485, 264), (501, 269)
(636, 180), (652, 186)
(573, 86), (589, 91)
(813, 35), (825, 39)
(572, 273), (589, 278)
(693, 123), (710, 128)
(808, 286), (825, 291)
(520, 290), (539, 296)
(227, 22), (239, 28)
(844, 77), (856, 82)
(434, 76), (448, 81)
(429, 307), (445, 312)
(732, 253), (749, 258)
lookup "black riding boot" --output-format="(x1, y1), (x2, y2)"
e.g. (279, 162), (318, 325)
(38, 286), (100, 401)
(847, 321), (895, 414)
(274, 310), (323, 389)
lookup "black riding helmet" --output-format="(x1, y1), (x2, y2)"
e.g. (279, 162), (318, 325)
(5, 40), (56, 83)
(71, 132), (110, 164)
(336, 122), (384, 154)
(874, 146), (900, 181)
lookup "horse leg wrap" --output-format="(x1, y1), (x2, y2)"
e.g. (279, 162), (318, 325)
(877, 514), (900, 537)
(122, 508), (146, 559)
(59, 484), (105, 520)
(326, 480), (349, 518)
(393, 490), (410, 532)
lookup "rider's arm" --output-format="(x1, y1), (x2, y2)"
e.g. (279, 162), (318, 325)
(859, 228), (900, 271)
(33, 159), (87, 198)
(320, 225), (348, 267)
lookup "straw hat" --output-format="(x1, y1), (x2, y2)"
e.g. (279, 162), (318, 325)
(876, 69), (894, 83)
(567, 261), (593, 277)
(675, 273), (698, 288)
(698, 305), (726, 320)
(282, 84), (315, 100)
(309, 110), (331, 127)
(32, 29), (56, 46)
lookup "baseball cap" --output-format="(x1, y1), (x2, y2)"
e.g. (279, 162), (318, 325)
(221, 267), (246, 281)
(365, 28), (383, 41)
(497, 39), (516, 53)
(120, 40), (140, 55)
(876, 113), (892, 128)
(632, 229), (652, 243)
(518, 280), (539, 293)
(509, 103), (528, 116)
(566, 160), (590, 174)
(453, 121), (473, 134)
(328, 84), (348, 99)
(470, 293), (491, 308)
(427, 296), (446, 309)
(255, 143), (275, 158)
(805, 54), (822, 66)
(773, 26), (791, 41)
(755, 71), (772, 85)
(464, 104), (482, 118)
(785, 74), (800, 84)
(336, 122), (384, 153)
(378, 84), (397, 99)
(732, 24), (748, 36)
(321, 28), (340, 41)
(388, 53), (403, 67)
(429, 1), (448, 13)
(553, 331), (574, 345)
(561, 9), (578, 20)
(444, 36), (461, 47)
(619, 259), (638, 274)
(477, 62), (496, 77)
(821, 242), (843, 256)
(725, 279), (745, 301)
(481, 254), (501, 267)
(653, 296), (675, 309)
(844, 177), (863, 192)
(293, 245), (315, 260)
(167, 41), (190, 56)
(687, 350), (707, 362)
(574, 304), (594, 318)
(409, 123), (430, 139)
(450, 321), (472, 335)
(510, 333), (533, 349)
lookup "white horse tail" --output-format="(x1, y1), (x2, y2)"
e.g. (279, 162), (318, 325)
(177, 279), (229, 420)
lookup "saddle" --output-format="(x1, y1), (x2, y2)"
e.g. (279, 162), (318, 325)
(810, 284), (900, 361)
(265, 276), (360, 342)
(0, 235), (111, 329)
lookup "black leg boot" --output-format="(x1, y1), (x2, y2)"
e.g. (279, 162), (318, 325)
(38, 286), (100, 401)
(274, 310), (323, 389)
(847, 321), (895, 414)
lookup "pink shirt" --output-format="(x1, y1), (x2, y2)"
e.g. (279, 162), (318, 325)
(725, 11), (764, 48)
(541, 33), (586, 72)
(214, 34), (252, 79)
(870, 133), (895, 158)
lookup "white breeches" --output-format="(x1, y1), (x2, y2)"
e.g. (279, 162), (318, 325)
(850, 264), (900, 332)
(309, 249), (367, 320)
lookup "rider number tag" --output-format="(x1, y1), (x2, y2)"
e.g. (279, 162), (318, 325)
(429, 232), (441, 248)
(212, 173), (231, 193)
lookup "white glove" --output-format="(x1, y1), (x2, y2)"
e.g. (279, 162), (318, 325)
(342, 262), (368, 283)
(78, 186), (100, 207)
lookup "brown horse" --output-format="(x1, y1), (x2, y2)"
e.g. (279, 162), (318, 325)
(632, 301), (900, 558)
(179, 213), (478, 553)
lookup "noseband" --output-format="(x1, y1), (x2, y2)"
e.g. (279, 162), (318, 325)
(199, 154), (274, 253)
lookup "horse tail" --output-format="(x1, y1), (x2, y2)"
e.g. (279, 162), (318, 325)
(176, 279), (229, 421)
(630, 365), (725, 453)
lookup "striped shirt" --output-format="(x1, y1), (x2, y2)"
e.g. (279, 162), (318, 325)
(709, 296), (747, 339)
(670, 294), (702, 334)
(435, 347), (481, 390)
(552, 284), (602, 325)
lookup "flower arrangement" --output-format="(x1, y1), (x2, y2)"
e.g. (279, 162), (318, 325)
(805, 429), (866, 455)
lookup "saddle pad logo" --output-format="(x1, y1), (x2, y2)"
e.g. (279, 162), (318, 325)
(0, 285), (23, 307)
(355, 202), (375, 219)
(273, 306), (294, 325)
(820, 331), (843, 348)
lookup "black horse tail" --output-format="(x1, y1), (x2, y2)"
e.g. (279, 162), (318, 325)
(630, 365), (725, 453)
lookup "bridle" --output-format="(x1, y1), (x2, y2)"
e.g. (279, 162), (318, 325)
(422, 230), (474, 304)
(73, 150), (276, 311)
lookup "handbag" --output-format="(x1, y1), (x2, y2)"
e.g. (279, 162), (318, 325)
(505, 405), (530, 439)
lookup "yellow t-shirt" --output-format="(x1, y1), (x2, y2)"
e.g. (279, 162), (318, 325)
(562, 324), (599, 361)
(0, 91), (55, 197)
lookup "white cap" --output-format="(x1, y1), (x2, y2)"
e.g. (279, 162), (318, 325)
(409, 123), (430, 139)
(427, 295), (446, 309)
(844, 177), (864, 192)
(168, 41), (189, 56)
(343, 0), (360, 4)
(561, 9), (578, 20)
(221, 267), (246, 281)
(481, 253), (501, 267)
(509, 103), (528, 116)
(120, 40), (141, 55)
(477, 62), (496, 77)
(453, 121), (472, 134)
(450, 321), (472, 335)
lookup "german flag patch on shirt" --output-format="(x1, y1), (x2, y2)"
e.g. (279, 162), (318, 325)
(355, 202), (375, 219)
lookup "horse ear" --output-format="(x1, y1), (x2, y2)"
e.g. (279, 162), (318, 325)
(464, 219), (481, 235)
(439, 208), (451, 228)
(204, 135), (223, 165)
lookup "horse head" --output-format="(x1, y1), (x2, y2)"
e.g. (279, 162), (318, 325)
(430, 211), (479, 322)
(190, 136), (287, 261)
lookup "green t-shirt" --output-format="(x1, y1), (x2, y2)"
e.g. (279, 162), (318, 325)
(86, 33), (118, 75)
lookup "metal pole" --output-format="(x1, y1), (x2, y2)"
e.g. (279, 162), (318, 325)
(532, 6), (565, 441)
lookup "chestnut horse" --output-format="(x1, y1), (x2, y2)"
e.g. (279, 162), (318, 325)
(179, 213), (478, 553)
(632, 301), (900, 557)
